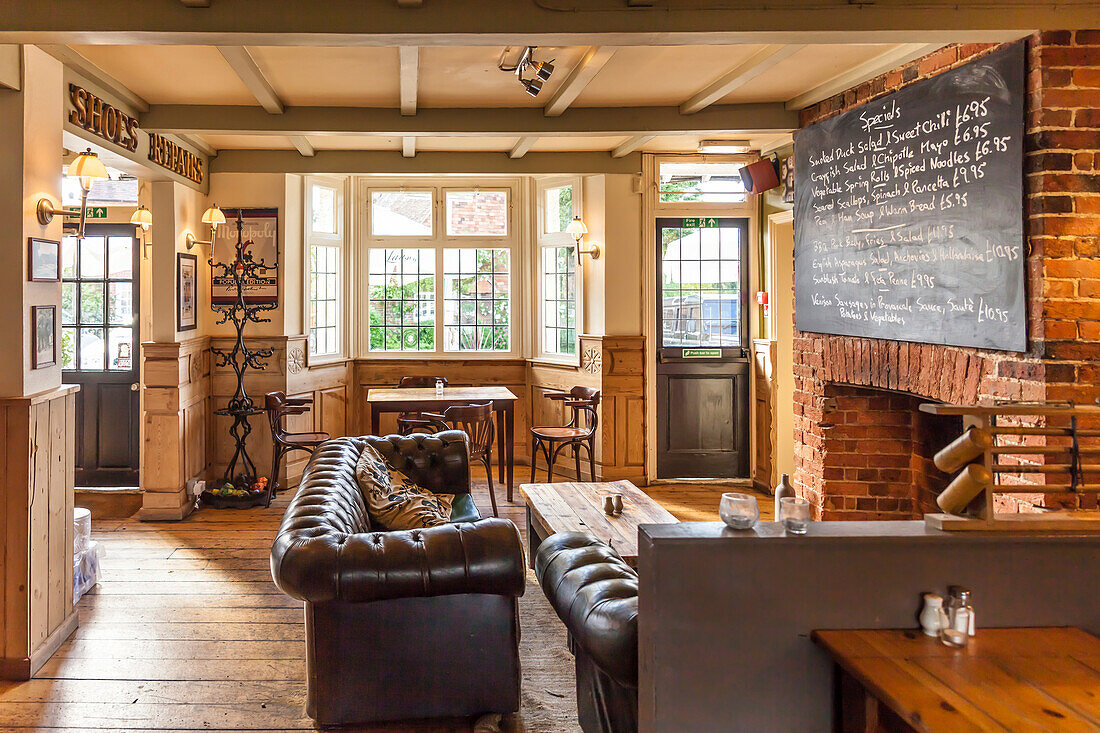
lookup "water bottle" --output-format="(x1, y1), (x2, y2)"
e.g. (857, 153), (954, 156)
(774, 473), (794, 520)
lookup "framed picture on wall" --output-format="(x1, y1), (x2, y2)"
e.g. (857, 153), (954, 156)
(177, 252), (198, 332)
(211, 207), (279, 305)
(32, 305), (56, 369)
(28, 238), (60, 282)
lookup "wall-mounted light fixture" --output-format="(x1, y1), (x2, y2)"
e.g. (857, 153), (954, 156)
(566, 216), (600, 263)
(498, 46), (555, 98)
(185, 204), (227, 250)
(36, 148), (109, 239)
(130, 205), (153, 259)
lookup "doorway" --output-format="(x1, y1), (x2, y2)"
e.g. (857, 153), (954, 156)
(655, 217), (750, 478)
(61, 225), (141, 486)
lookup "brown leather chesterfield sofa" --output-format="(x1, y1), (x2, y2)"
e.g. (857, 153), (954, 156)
(535, 532), (639, 733)
(270, 432), (526, 726)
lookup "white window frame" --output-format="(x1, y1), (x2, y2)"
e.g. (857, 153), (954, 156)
(357, 178), (522, 360)
(535, 176), (582, 364)
(305, 175), (346, 363)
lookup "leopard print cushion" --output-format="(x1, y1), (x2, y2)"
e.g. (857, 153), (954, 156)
(354, 443), (454, 530)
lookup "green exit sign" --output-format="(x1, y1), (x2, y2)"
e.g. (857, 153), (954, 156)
(682, 348), (721, 358)
(86, 206), (108, 219)
(681, 217), (720, 228)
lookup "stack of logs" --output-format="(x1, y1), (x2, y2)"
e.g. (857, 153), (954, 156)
(922, 403), (1100, 530)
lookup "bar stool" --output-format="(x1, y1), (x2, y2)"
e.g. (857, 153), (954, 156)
(422, 402), (498, 517)
(530, 386), (601, 483)
(264, 392), (330, 506)
(395, 375), (449, 434)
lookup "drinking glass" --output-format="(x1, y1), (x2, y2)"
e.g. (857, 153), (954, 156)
(779, 496), (811, 534)
(719, 492), (759, 530)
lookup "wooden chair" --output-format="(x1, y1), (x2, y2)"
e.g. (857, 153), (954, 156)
(422, 402), (498, 517)
(530, 386), (601, 484)
(395, 375), (449, 434)
(264, 392), (330, 506)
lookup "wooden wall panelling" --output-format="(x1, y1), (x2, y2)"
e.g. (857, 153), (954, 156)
(0, 387), (79, 679)
(600, 336), (646, 484)
(140, 337), (210, 520)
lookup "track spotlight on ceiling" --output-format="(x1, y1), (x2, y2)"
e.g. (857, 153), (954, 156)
(498, 46), (555, 97)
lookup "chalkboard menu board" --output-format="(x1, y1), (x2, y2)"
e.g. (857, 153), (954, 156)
(793, 42), (1026, 352)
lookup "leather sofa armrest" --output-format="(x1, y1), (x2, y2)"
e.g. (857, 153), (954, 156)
(535, 532), (640, 687)
(272, 517), (525, 604)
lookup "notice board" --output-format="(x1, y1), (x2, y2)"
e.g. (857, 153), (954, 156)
(793, 42), (1026, 352)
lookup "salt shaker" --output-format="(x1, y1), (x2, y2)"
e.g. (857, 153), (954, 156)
(603, 496), (616, 515)
(919, 593), (947, 637)
(946, 586), (975, 636)
(612, 495), (624, 515)
(435, 378), (444, 397)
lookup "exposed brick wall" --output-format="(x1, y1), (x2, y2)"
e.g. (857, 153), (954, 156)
(793, 32), (1100, 520)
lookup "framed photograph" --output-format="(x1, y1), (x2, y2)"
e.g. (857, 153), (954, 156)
(177, 252), (198, 332)
(28, 238), (60, 282)
(211, 207), (279, 305)
(32, 305), (56, 369)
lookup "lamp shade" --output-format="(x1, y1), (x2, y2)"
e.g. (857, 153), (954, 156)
(68, 149), (109, 193)
(565, 217), (588, 237)
(202, 205), (226, 227)
(130, 205), (153, 229)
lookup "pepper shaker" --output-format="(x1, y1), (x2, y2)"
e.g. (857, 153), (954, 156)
(603, 496), (616, 515)
(612, 495), (624, 515)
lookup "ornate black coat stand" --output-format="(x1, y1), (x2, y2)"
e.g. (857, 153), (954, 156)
(201, 212), (279, 509)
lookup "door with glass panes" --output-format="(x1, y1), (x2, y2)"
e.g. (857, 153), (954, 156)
(655, 217), (749, 478)
(61, 225), (140, 486)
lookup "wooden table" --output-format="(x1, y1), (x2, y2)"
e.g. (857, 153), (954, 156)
(367, 386), (518, 500)
(813, 627), (1100, 732)
(520, 480), (678, 568)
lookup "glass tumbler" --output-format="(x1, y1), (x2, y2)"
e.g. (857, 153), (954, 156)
(779, 496), (811, 534)
(719, 492), (759, 529)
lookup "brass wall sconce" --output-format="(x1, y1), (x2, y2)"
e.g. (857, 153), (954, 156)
(186, 204), (227, 250)
(36, 148), (109, 239)
(131, 205), (153, 259)
(566, 216), (600, 263)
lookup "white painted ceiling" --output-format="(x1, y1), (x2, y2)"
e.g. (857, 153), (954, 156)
(67, 42), (927, 155)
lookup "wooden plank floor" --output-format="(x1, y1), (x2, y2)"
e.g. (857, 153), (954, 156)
(0, 469), (768, 732)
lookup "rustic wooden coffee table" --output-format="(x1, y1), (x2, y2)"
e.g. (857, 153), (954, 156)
(520, 480), (678, 568)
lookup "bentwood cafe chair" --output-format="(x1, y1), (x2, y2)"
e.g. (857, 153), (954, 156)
(395, 375), (449, 434)
(422, 402), (498, 517)
(264, 392), (330, 505)
(530, 386), (601, 483)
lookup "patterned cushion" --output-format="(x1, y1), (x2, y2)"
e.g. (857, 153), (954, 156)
(354, 443), (454, 530)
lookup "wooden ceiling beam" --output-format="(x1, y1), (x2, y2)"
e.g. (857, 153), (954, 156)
(611, 134), (653, 158)
(785, 42), (943, 110)
(141, 102), (797, 137)
(289, 134), (315, 156)
(509, 136), (538, 158)
(177, 132), (217, 157)
(399, 46), (419, 116)
(39, 44), (149, 112)
(679, 44), (803, 115)
(217, 45), (284, 114)
(543, 46), (616, 117)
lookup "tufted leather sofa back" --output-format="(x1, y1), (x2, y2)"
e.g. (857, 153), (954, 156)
(271, 431), (525, 604)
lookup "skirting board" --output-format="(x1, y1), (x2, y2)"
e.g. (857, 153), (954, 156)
(926, 512), (1100, 531)
(0, 609), (78, 680)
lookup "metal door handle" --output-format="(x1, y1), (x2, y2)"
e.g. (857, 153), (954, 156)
(131, 383), (140, 392)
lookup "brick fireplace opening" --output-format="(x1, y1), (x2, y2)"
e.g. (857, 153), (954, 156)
(808, 384), (962, 520)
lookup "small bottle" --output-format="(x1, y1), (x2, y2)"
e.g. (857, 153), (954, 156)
(435, 378), (444, 397)
(946, 586), (973, 636)
(919, 593), (946, 637)
(774, 474), (794, 521)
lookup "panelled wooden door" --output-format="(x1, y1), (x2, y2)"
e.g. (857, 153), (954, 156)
(655, 217), (750, 478)
(61, 225), (140, 486)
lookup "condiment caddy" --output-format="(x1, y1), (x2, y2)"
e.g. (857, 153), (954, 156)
(919, 585), (976, 647)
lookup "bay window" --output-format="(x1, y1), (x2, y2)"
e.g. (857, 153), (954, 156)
(307, 176), (345, 359)
(361, 181), (517, 356)
(536, 177), (581, 361)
